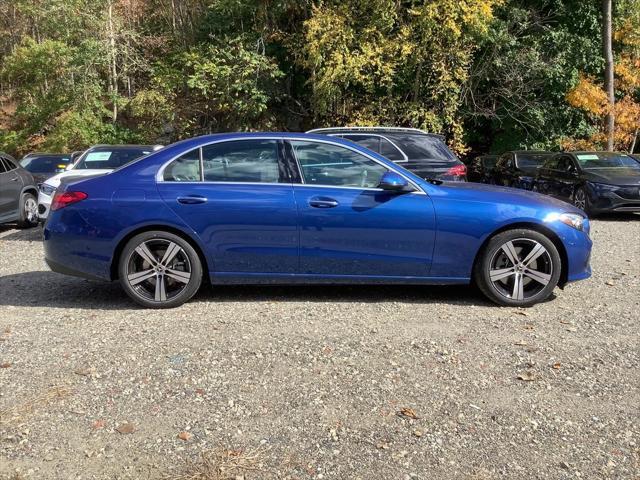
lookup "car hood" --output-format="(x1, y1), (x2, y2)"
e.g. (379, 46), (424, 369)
(582, 168), (640, 186)
(44, 169), (113, 188)
(437, 181), (583, 214)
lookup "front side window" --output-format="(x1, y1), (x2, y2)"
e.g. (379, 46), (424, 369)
(291, 141), (388, 188)
(163, 149), (201, 182)
(202, 140), (281, 183)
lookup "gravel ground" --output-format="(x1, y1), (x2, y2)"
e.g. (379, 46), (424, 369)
(0, 216), (639, 480)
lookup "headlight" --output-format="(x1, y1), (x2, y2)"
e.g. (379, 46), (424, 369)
(38, 183), (56, 196)
(558, 212), (586, 231)
(590, 182), (618, 193)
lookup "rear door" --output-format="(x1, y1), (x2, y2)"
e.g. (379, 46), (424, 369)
(286, 139), (436, 277)
(0, 157), (23, 218)
(158, 139), (299, 275)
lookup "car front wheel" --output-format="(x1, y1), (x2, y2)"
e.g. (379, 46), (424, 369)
(475, 229), (562, 307)
(573, 187), (592, 216)
(118, 231), (203, 308)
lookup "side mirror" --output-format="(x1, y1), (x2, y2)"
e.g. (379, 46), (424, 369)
(378, 171), (411, 193)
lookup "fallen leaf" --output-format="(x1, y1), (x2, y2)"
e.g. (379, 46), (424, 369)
(398, 407), (419, 419)
(552, 363), (561, 370)
(413, 429), (423, 437)
(566, 327), (577, 333)
(515, 311), (530, 316)
(605, 280), (615, 286)
(513, 341), (528, 346)
(178, 431), (192, 441)
(523, 324), (535, 330)
(0, 362), (12, 368)
(92, 419), (106, 430)
(517, 370), (538, 382)
(559, 320), (571, 325)
(376, 442), (390, 450)
(195, 388), (205, 396)
(115, 422), (135, 434)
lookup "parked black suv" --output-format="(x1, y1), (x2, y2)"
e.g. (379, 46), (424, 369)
(490, 151), (551, 190)
(0, 152), (39, 228)
(308, 127), (467, 181)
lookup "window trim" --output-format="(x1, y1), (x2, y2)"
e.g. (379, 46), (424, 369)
(156, 137), (425, 195)
(327, 133), (408, 163)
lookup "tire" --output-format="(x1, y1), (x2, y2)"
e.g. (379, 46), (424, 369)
(572, 186), (592, 216)
(118, 231), (203, 308)
(474, 229), (562, 307)
(16, 192), (39, 228)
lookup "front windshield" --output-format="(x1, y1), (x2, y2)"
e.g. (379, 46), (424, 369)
(516, 153), (548, 168)
(575, 152), (640, 170)
(74, 147), (152, 170)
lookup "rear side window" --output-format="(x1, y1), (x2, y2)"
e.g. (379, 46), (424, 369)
(341, 134), (405, 162)
(387, 134), (457, 161)
(1, 157), (17, 171)
(202, 140), (280, 183)
(291, 140), (387, 188)
(0, 158), (7, 173)
(163, 149), (201, 182)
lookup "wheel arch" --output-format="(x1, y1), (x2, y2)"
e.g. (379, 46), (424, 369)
(20, 185), (38, 197)
(110, 224), (210, 282)
(472, 222), (569, 288)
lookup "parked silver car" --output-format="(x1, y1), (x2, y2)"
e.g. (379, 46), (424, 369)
(0, 152), (39, 228)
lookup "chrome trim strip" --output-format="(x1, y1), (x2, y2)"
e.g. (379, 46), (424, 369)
(156, 136), (426, 195)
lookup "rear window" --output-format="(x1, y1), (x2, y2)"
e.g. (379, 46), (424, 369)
(75, 147), (152, 170)
(385, 134), (458, 161)
(20, 155), (71, 173)
(516, 153), (549, 168)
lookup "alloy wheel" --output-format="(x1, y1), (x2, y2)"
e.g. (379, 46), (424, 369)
(489, 238), (553, 302)
(125, 239), (192, 302)
(24, 197), (38, 223)
(573, 189), (586, 210)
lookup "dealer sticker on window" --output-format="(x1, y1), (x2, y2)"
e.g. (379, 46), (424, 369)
(85, 152), (112, 162)
(576, 154), (599, 161)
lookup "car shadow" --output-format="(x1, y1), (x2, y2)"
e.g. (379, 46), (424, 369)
(0, 225), (42, 241)
(0, 270), (495, 310)
(592, 213), (640, 222)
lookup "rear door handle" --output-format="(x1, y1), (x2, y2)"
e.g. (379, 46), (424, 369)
(10, 177), (19, 182)
(177, 195), (207, 205)
(309, 196), (339, 208)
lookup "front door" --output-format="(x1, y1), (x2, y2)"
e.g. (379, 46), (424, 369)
(287, 140), (436, 277)
(158, 139), (299, 275)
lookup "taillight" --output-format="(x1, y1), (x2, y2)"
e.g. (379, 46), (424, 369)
(50, 191), (88, 211)
(446, 164), (467, 177)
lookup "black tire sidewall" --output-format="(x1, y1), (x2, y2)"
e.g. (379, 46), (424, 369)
(118, 231), (203, 308)
(475, 229), (562, 307)
(17, 192), (38, 228)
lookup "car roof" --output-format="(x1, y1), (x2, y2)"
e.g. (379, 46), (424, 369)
(307, 126), (445, 139)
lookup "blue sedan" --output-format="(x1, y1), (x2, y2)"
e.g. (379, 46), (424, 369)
(43, 133), (592, 308)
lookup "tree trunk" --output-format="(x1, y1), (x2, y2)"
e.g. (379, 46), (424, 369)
(108, 1), (118, 122)
(602, 0), (615, 151)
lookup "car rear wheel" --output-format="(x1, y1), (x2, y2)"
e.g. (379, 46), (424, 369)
(118, 231), (203, 308)
(17, 192), (39, 228)
(474, 229), (561, 307)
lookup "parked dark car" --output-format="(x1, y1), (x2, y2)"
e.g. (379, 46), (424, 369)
(534, 151), (640, 215)
(0, 152), (39, 228)
(491, 151), (551, 189)
(308, 127), (467, 181)
(467, 154), (498, 183)
(20, 153), (72, 183)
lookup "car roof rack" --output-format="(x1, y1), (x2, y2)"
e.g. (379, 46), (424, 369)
(307, 126), (435, 135)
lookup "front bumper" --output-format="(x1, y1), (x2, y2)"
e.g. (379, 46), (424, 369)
(589, 186), (640, 213)
(37, 189), (53, 221)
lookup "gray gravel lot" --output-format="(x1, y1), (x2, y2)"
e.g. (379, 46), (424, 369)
(0, 217), (639, 480)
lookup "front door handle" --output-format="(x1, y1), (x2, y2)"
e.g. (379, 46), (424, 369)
(309, 196), (339, 208)
(177, 195), (208, 205)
